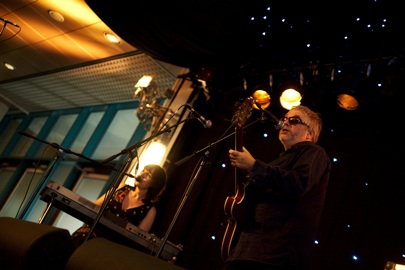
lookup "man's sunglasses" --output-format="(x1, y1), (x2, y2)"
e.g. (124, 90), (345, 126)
(280, 116), (309, 127)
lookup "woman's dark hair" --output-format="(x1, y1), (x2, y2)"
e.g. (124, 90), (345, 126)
(144, 164), (167, 203)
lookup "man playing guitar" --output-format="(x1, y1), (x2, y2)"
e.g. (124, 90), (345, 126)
(223, 105), (331, 270)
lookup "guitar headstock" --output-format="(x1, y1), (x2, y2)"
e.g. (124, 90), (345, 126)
(232, 96), (254, 128)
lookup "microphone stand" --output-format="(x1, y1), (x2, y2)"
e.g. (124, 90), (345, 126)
(83, 147), (136, 243)
(83, 117), (191, 244)
(16, 131), (114, 220)
(155, 118), (261, 259)
(155, 151), (209, 259)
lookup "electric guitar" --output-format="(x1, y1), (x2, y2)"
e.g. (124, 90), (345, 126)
(221, 96), (254, 260)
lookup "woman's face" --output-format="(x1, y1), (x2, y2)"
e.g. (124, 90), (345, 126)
(135, 168), (153, 189)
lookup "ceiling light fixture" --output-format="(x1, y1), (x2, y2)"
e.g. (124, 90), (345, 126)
(4, 62), (15, 71)
(48, 10), (64, 22)
(103, 32), (120, 44)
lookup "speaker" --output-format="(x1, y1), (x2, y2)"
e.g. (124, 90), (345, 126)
(65, 237), (186, 270)
(0, 217), (75, 270)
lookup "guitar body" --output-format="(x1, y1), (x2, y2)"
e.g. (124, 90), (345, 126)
(221, 97), (253, 261)
(221, 176), (248, 260)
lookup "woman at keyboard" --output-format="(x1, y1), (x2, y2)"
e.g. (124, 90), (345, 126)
(71, 164), (167, 247)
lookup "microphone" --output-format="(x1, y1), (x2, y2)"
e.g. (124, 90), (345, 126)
(185, 104), (212, 128)
(135, 176), (142, 181)
(0, 17), (20, 27)
(253, 101), (284, 130)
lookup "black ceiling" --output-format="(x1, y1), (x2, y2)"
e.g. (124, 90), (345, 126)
(86, 0), (403, 73)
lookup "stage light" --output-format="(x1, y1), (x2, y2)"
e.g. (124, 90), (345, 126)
(280, 88), (302, 110)
(252, 89), (271, 109)
(335, 74), (364, 111)
(336, 93), (359, 110)
(384, 261), (405, 270)
(135, 75), (154, 89)
(278, 77), (303, 110)
(134, 75), (171, 131)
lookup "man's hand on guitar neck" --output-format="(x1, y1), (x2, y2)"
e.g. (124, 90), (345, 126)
(229, 147), (255, 171)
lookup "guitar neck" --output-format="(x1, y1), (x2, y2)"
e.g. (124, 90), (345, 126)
(234, 125), (245, 184)
(221, 96), (253, 261)
(235, 126), (243, 152)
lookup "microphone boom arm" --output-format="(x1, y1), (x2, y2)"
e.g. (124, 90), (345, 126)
(253, 101), (284, 130)
(102, 117), (191, 164)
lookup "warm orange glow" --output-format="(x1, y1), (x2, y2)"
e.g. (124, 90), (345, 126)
(252, 90), (271, 109)
(41, 1), (101, 25)
(135, 75), (154, 88)
(280, 89), (302, 110)
(103, 32), (120, 44)
(8, 1), (136, 66)
(336, 94), (359, 110)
